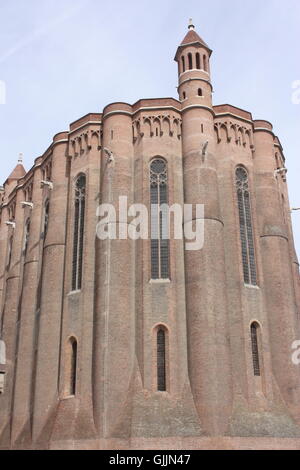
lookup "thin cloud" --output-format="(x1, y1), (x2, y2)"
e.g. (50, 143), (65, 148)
(0, 1), (89, 64)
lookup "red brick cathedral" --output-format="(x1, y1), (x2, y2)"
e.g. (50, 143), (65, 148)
(0, 23), (300, 450)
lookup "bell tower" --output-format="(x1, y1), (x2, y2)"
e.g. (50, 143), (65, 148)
(176, 22), (233, 435)
(175, 19), (213, 109)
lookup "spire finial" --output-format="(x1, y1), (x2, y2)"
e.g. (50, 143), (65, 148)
(18, 152), (23, 164)
(188, 18), (195, 30)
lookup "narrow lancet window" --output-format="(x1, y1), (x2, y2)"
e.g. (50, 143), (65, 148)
(65, 337), (77, 396)
(157, 329), (166, 391)
(43, 200), (50, 240)
(181, 56), (185, 73)
(23, 219), (31, 256)
(188, 53), (193, 70)
(236, 167), (257, 285)
(72, 174), (86, 291)
(251, 322), (261, 377)
(196, 52), (201, 69)
(150, 159), (169, 280)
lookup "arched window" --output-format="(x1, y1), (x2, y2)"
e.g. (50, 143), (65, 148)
(251, 322), (261, 377)
(23, 219), (31, 256)
(196, 52), (201, 69)
(157, 329), (166, 391)
(72, 174), (86, 291)
(188, 53), (193, 70)
(65, 337), (77, 396)
(203, 55), (207, 71)
(198, 88), (203, 96)
(181, 56), (185, 73)
(236, 167), (257, 285)
(150, 159), (169, 280)
(182, 91), (186, 100)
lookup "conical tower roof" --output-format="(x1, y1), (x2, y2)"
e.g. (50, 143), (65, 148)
(7, 153), (26, 181)
(175, 20), (212, 60)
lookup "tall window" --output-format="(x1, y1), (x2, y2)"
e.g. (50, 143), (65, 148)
(157, 329), (166, 391)
(23, 219), (31, 256)
(43, 200), (50, 240)
(251, 322), (261, 377)
(150, 159), (169, 280)
(72, 174), (86, 291)
(236, 167), (257, 285)
(7, 235), (13, 270)
(188, 53), (193, 70)
(65, 337), (77, 396)
(196, 52), (201, 69)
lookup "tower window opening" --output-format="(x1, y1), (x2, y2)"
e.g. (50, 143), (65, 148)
(236, 167), (257, 286)
(203, 55), (207, 72)
(181, 56), (185, 73)
(188, 53), (193, 70)
(201, 124), (204, 133)
(182, 91), (186, 100)
(251, 322), (261, 377)
(157, 329), (166, 391)
(198, 88), (203, 97)
(196, 53), (201, 69)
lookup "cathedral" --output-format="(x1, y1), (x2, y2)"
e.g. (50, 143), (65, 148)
(0, 22), (300, 450)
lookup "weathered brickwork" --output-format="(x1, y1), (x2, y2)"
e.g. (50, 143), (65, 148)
(0, 25), (299, 450)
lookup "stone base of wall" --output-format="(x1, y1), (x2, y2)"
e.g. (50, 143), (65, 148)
(47, 437), (300, 450)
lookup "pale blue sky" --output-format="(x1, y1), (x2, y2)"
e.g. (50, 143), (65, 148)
(0, 0), (299, 256)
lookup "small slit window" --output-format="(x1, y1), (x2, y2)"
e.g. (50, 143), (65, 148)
(157, 329), (166, 391)
(251, 322), (261, 377)
(43, 200), (50, 240)
(7, 235), (13, 270)
(23, 219), (31, 256)
(181, 56), (185, 73)
(65, 337), (77, 396)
